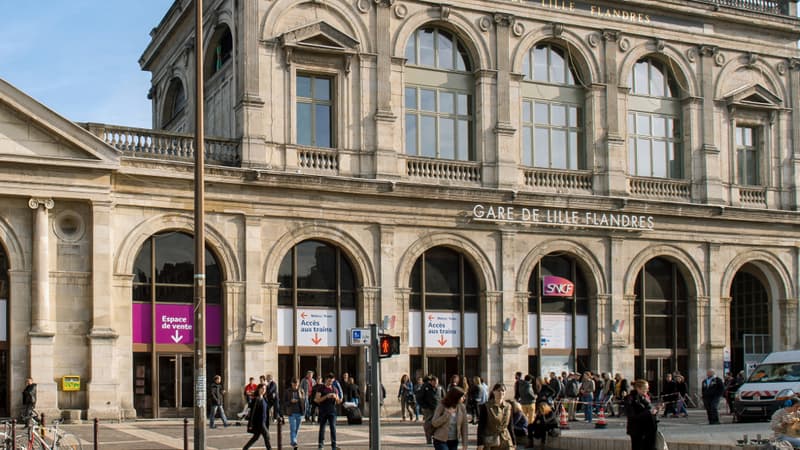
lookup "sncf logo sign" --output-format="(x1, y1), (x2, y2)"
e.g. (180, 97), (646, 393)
(542, 275), (574, 297)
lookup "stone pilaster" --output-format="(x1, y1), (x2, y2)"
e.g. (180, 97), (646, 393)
(238, 0), (267, 167)
(779, 298), (799, 349)
(788, 59), (800, 210)
(484, 290), (505, 385)
(373, 0), (399, 178)
(595, 294), (611, 372)
(613, 295), (636, 378)
(493, 14), (517, 189)
(697, 45), (724, 204)
(602, 30), (627, 196)
(379, 225), (396, 331)
(27, 198), (57, 418)
(361, 286), (381, 327)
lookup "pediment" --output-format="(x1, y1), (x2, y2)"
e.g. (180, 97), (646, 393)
(723, 84), (782, 109)
(0, 78), (119, 168)
(279, 21), (359, 53)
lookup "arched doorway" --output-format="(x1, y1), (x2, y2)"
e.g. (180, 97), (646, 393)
(633, 257), (689, 396)
(527, 253), (590, 376)
(131, 231), (224, 418)
(0, 244), (8, 416)
(276, 240), (359, 390)
(729, 267), (771, 375)
(408, 246), (480, 383)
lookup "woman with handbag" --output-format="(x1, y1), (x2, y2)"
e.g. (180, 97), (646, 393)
(624, 379), (660, 450)
(430, 386), (468, 450)
(477, 383), (515, 450)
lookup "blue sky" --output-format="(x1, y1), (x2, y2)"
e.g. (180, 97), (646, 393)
(1, 1), (173, 129)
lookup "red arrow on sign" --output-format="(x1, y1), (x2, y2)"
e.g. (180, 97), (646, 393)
(428, 314), (434, 320)
(311, 333), (322, 345)
(437, 335), (447, 346)
(300, 312), (308, 319)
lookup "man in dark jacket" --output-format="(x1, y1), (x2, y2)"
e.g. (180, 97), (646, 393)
(418, 375), (442, 444)
(22, 377), (36, 428)
(701, 369), (725, 424)
(625, 380), (659, 450)
(243, 384), (271, 450)
(209, 374), (230, 428)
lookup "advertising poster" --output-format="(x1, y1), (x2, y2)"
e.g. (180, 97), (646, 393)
(132, 303), (222, 346)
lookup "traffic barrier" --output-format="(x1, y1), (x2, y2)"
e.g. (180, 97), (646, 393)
(559, 404), (569, 429)
(594, 407), (607, 429)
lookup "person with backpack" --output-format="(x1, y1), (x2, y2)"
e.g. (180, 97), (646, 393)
(518, 375), (536, 424)
(564, 373), (580, 421)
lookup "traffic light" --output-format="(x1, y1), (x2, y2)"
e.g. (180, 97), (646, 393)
(378, 334), (400, 358)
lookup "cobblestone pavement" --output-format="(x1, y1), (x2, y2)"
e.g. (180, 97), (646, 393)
(43, 409), (773, 449)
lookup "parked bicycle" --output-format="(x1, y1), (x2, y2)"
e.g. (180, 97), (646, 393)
(14, 412), (82, 450)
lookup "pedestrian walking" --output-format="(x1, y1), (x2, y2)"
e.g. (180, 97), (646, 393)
(282, 377), (305, 450)
(209, 374), (230, 428)
(419, 375), (443, 444)
(579, 372), (595, 423)
(476, 383), (515, 450)
(518, 375), (535, 424)
(242, 384), (271, 450)
(701, 369), (724, 424)
(21, 377), (36, 428)
(467, 376), (482, 424)
(300, 370), (316, 423)
(399, 374), (415, 421)
(314, 373), (342, 450)
(430, 386), (468, 450)
(265, 374), (280, 422)
(624, 379), (660, 450)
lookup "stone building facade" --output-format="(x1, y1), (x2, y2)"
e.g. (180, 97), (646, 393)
(0, 0), (799, 420)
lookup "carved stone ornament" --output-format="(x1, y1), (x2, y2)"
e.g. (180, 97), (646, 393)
(283, 47), (293, 71)
(686, 47), (697, 63)
(746, 53), (758, 68)
(373, 0), (395, 6)
(789, 58), (800, 71)
(653, 38), (664, 52)
(28, 198), (54, 210)
(587, 32), (600, 48)
(698, 45), (718, 58)
(618, 37), (630, 52)
(512, 21), (524, 37)
(552, 23), (564, 38)
(440, 5), (451, 20)
(777, 61), (787, 75)
(494, 13), (513, 27)
(356, 0), (370, 13)
(602, 29), (620, 42)
(393, 3), (407, 18)
(714, 52), (725, 67)
(478, 16), (492, 32)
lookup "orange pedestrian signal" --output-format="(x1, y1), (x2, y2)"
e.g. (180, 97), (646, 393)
(378, 334), (400, 358)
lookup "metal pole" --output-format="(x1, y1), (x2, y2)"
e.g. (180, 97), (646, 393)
(193, 0), (207, 448)
(93, 417), (99, 450)
(368, 323), (381, 450)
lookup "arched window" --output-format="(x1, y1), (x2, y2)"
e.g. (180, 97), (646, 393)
(729, 268), (770, 374)
(0, 244), (9, 417)
(628, 57), (682, 179)
(527, 254), (590, 375)
(633, 257), (689, 395)
(131, 231), (223, 418)
(161, 78), (186, 129)
(404, 27), (474, 161)
(276, 240), (359, 389)
(521, 43), (584, 170)
(408, 246), (480, 382)
(205, 25), (233, 80)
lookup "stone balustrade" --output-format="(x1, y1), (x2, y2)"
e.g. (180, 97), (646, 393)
(523, 168), (593, 194)
(81, 123), (241, 167)
(404, 156), (482, 184)
(628, 176), (692, 201)
(298, 148), (339, 173)
(713, 0), (791, 15)
(739, 186), (767, 208)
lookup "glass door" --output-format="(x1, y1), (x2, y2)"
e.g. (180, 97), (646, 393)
(157, 354), (193, 417)
(427, 357), (458, 385)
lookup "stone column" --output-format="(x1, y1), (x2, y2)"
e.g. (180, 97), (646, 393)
(87, 201), (121, 420)
(113, 273), (137, 419)
(779, 298), (799, 350)
(484, 291), (504, 385)
(602, 30), (627, 196)
(697, 45), (724, 204)
(373, 0), (399, 178)
(614, 295), (636, 378)
(493, 14), (517, 189)
(27, 198), (57, 418)
(788, 59), (800, 210)
(238, 0), (267, 167)
(595, 294), (611, 372)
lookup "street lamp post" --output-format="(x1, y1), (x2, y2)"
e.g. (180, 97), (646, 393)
(193, 0), (207, 448)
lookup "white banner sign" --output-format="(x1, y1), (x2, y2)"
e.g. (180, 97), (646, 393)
(297, 308), (336, 346)
(278, 307), (293, 346)
(528, 314), (589, 349)
(426, 312), (460, 348)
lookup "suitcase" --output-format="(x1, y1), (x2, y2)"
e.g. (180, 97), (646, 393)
(345, 404), (363, 425)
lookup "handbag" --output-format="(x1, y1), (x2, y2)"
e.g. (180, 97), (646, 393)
(484, 434), (500, 447)
(655, 430), (669, 450)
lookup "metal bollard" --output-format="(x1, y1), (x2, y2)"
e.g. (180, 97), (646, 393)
(276, 415), (284, 449)
(41, 413), (46, 439)
(94, 418), (99, 450)
(10, 419), (15, 446)
(184, 417), (189, 450)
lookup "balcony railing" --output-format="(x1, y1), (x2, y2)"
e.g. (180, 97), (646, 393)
(523, 168), (593, 194)
(297, 147), (339, 173)
(739, 186), (767, 208)
(628, 176), (692, 201)
(711, 0), (791, 15)
(404, 156), (482, 185)
(83, 124), (241, 167)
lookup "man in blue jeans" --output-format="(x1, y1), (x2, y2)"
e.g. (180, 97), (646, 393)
(209, 374), (230, 428)
(314, 373), (341, 450)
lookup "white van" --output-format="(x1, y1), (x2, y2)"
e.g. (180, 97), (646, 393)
(733, 350), (800, 421)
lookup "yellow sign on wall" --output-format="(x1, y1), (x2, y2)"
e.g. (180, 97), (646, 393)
(61, 376), (80, 392)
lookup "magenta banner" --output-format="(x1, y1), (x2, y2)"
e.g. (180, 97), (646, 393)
(132, 303), (222, 346)
(542, 275), (574, 297)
